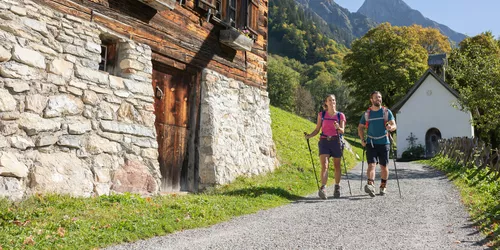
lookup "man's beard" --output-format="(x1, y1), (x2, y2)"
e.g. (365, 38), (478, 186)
(373, 102), (381, 107)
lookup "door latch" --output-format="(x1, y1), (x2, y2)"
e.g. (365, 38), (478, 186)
(155, 86), (164, 99)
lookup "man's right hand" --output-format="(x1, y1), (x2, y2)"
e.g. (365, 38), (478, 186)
(361, 139), (366, 147)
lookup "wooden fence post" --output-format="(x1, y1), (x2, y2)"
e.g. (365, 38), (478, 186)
(437, 136), (499, 178)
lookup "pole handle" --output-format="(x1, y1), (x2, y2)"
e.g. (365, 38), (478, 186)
(304, 132), (311, 151)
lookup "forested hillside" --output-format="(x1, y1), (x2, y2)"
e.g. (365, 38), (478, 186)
(268, 0), (348, 65)
(267, 0), (352, 124)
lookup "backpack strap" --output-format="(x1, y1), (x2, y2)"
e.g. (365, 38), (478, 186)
(337, 111), (344, 140)
(383, 107), (390, 139)
(337, 112), (343, 132)
(364, 108), (371, 129)
(382, 107), (389, 125)
(321, 110), (337, 122)
(320, 110), (326, 129)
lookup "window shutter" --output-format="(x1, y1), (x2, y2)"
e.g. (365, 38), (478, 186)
(237, 0), (247, 29)
(247, 0), (258, 33)
(215, 0), (225, 19)
(228, 0), (236, 27)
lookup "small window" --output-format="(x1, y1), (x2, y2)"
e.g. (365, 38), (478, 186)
(99, 40), (117, 74)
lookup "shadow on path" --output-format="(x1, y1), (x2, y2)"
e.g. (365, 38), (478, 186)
(293, 194), (374, 204)
(348, 164), (447, 181)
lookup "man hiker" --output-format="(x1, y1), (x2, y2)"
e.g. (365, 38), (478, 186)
(305, 94), (346, 199)
(358, 91), (397, 197)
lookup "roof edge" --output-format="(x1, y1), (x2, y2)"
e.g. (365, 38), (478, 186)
(392, 69), (460, 112)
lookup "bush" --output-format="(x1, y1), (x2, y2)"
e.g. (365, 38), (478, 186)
(401, 144), (425, 161)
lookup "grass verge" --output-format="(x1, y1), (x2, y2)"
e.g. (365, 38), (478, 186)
(420, 156), (500, 248)
(0, 106), (361, 249)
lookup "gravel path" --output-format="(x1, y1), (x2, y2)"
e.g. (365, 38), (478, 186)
(106, 162), (488, 250)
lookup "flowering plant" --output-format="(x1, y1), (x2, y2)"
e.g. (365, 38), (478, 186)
(239, 28), (254, 39)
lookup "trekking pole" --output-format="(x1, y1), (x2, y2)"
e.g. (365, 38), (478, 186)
(304, 132), (320, 190)
(388, 133), (402, 198)
(360, 146), (365, 191)
(341, 148), (352, 196)
(337, 128), (352, 196)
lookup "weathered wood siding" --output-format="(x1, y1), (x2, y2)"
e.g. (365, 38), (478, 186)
(34, 0), (268, 88)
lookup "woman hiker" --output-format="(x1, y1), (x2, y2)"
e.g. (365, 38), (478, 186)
(305, 94), (346, 199)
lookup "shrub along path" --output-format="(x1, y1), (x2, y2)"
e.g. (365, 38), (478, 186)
(106, 161), (488, 250)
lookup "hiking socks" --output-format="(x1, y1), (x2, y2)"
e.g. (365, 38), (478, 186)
(380, 179), (387, 188)
(379, 179), (387, 195)
(333, 184), (341, 198)
(367, 179), (374, 185)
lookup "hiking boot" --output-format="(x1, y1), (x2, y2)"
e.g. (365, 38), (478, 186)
(379, 185), (387, 196)
(318, 186), (327, 200)
(333, 185), (341, 198)
(364, 183), (376, 197)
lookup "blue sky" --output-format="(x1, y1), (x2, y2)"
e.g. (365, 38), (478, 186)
(335, 0), (500, 38)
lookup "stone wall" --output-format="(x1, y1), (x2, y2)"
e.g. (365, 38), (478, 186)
(0, 0), (160, 200)
(198, 69), (278, 189)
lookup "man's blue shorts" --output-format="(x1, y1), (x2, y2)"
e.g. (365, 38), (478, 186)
(366, 144), (390, 166)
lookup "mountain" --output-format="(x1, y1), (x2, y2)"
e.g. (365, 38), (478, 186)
(295, 0), (376, 47)
(358, 0), (466, 45)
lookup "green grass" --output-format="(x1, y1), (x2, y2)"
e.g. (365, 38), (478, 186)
(344, 136), (364, 161)
(0, 106), (361, 249)
(420, 156), (500, 248)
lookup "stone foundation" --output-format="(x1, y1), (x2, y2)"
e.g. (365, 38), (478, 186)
(198, 70), (278, 189)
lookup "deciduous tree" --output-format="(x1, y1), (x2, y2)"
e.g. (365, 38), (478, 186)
(342, 23), (428, 114)
(267, 56), (301, 112)
(403, 24), (451, 54)
(447, 32), (500, 146)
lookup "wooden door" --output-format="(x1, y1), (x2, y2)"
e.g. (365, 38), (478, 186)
(152, 63), (193, 192)
(425, 128), (442, 158)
